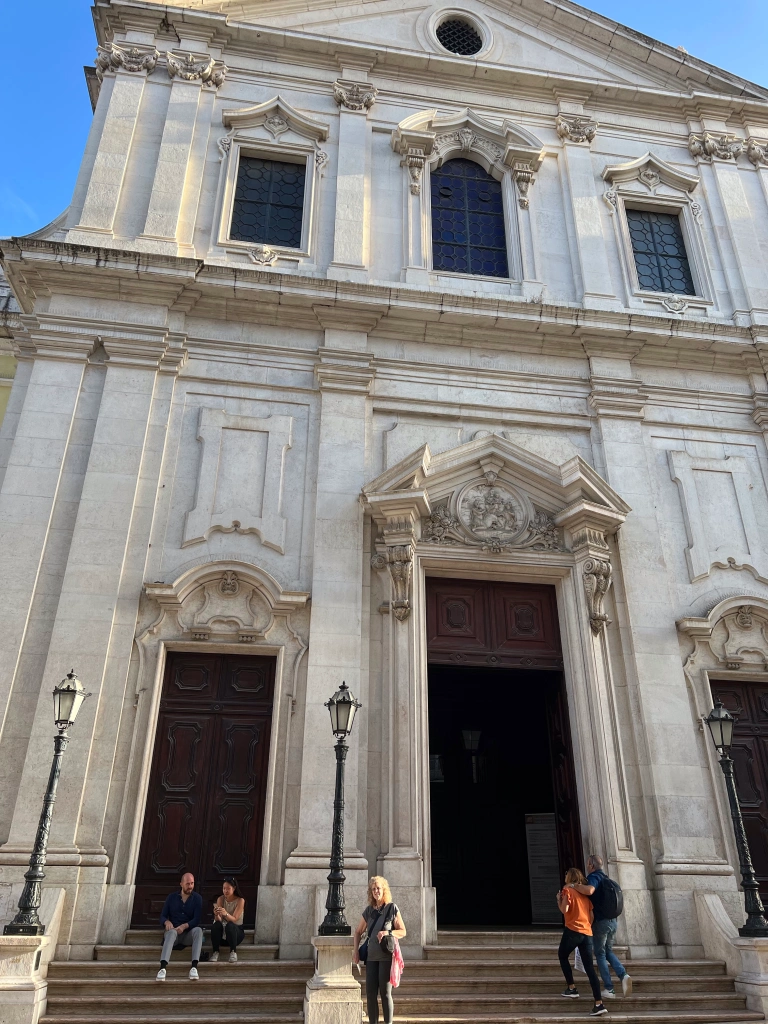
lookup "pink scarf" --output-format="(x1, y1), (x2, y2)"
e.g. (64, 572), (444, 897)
(389, 937), (404, 988)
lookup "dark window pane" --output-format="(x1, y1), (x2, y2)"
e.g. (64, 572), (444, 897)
(230, 156), (305, 248)
(436, 18), (483, 55)
(626, 208), (695, 295)
(431, 158), (508, 279)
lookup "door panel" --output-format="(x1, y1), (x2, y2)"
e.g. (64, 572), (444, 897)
(711, 680), (768, 899)
(132, 653), (275, 927)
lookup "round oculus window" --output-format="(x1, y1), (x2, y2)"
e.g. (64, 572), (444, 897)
(435, 17), (483, 56)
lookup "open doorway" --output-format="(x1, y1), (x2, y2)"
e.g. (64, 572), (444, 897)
(426, 577), (582, 928)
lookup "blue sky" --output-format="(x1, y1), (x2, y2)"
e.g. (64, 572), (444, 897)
(2, 0), (766, 237)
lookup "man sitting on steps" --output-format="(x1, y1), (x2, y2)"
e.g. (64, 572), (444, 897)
(157, 872), (204, 981)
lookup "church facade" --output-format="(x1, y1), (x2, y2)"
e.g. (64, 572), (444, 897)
(1, 0), (768, 963)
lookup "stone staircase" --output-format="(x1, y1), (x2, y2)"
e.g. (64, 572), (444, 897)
(40, 927), (764, 1023)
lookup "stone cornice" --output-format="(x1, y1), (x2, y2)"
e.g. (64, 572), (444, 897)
(91, 1), (768, 120)
(2, 239), (767, 375)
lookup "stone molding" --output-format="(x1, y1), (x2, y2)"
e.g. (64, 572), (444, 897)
(248, 244), (278, 265)
(222, 96), (330, 142)
(556, 114), (598, 144)
(602, 152), (700, 196)
(95, 41), (159, 81)
(678, 597), (768, 675)
(333, 79), (377, 111)
(688, 132), (743, 162)
(315, 351), (375, 394)
(166, 50), (228, 87)
(588, 376), (648, 420)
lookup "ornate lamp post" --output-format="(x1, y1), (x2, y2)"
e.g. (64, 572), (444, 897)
(705, 699), (768, 937)
(4, 671), (89, 936)
(318, 681), (362, 936)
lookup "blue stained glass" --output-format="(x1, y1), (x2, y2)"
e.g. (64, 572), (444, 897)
(230, 156), (305, 247)
(431, 159), (508, 278)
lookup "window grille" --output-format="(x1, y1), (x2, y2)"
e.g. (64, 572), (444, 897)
(436, 19), (483, 55)
(626, 209), (695, 295)
(431, 158), (509, 278)
(230, 156), (305, 248)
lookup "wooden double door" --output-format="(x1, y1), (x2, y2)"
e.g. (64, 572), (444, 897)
(426, 578), (582, 925)
(132, 652), (275, 927)
(711, 680), (768, 898)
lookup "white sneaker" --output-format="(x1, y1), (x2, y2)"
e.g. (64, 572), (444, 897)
(601, 989), (615, 999)
(156, 968), (166, 981)
(189, 967), (199, 980)
(209, 952), (219, 963)
(621, 974), (632, 997)
(228, 951), (237, 963)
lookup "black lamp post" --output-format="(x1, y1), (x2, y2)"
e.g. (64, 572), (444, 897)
(318, 681), (362, 936)
(4, 671), (89, 936)
(705, 699), (768, 937)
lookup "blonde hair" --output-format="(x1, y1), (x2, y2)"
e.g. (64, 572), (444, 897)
(367, 876), (392, 907)
(565, 867), (587, 886)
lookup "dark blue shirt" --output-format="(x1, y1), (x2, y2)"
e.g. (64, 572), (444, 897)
(160, 891), (202, 930)
(587, 870), (608, 921)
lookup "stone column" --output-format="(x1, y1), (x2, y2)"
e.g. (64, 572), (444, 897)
(136, 50), (226, 256)
(328, 77), (377, 283)
(0, 319), (92, 831)
(68, 44), (159, 245)
(367, 491), (429, 951)
(556, 99), (616, 310)
(0, 326), (175, 959)
(587, 353), (740, 956)
(282, 326), (376, 958)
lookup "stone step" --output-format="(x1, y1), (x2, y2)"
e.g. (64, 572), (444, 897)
(40, 1015), (764, 1024)
(94, 943), (279, 961)
(437, 929), (563, 945)
(48, 961), (312, 980)
(425, 944), (629, 960)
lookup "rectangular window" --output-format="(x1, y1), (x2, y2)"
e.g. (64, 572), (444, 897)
(230, 156), (306, 248)
(626, 209), (695, 295)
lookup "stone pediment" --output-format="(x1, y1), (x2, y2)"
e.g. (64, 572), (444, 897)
(363, 434), (630, 555)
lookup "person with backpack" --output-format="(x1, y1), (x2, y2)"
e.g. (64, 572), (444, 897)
(586, 854), (632, 1000)
(352, 876), (407, 1024)
(556, 868), (607, 1016)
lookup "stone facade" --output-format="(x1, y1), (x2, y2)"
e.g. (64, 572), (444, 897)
(1, 0), (768, 965)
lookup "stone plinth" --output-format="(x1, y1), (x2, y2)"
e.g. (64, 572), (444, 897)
(695, 891), (768, 1016)
(0, 935), (54, 1024)
(304, 934), (362, 1024)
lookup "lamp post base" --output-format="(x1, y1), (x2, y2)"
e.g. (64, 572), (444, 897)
(3, 923), (45, 937)
(317, 923), (352, 936)
(740, 924), (768, 938)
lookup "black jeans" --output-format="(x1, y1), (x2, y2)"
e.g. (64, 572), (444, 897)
(365, 959), (393, 1024)
(558, 927), (602, 1002)
(211, 920), (244, 952)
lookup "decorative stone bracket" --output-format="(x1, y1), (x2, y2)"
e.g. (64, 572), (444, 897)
(556, 114), (598, 144)
(95, 42), (159, 81)
(333, 80), (377, 111)
(366, 490), (430, 622)
(746, 139), (768, 167)
(167, 50), (228, 88)
(688, 132), (743, 162)
(371, 545), (414, 621)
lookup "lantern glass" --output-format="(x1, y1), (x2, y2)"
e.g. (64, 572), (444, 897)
(706, 699), (735, 753)
(53, 671), (88, 730)
(462, 729), (482, 753)
(325, 682), (361, 739)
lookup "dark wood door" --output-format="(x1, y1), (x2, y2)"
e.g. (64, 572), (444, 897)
(711, 680), (768, 898)
(132, 652), (275, 927)
(426, 578), (582, 921)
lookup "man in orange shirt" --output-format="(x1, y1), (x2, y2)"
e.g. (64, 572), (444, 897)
(556, 868), (607, 1015)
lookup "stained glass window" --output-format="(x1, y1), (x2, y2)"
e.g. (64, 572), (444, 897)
(431, 158), (509, 279)
(436, 19), (483, 55)
(230, 156), (306, 248)
(626, 208), (695, 295)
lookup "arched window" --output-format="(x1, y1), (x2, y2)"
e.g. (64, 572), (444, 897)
(431, 158), (509, 278)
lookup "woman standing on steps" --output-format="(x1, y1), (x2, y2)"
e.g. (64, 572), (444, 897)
(557, 868), (607, 1016)
(210, 877), (245, 963)
(353, 876), (407, 1024)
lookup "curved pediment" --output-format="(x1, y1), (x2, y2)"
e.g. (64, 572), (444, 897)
(602, 152), (699, 195)
(222, 95), (329, 142)
(363, 434), (629, 555)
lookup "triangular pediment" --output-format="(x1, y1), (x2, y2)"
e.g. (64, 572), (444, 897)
(148, 0), (767, 99)
(363, 434), (630, 553)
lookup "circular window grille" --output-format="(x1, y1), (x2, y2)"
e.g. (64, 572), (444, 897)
(436, 18), (483, 55)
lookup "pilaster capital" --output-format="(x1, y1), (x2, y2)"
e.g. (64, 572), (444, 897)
(746, 139), (768, 167)
(97, 324), (177, 369)
(366, 490), (430, 544)
(588, 375), (647, 420)
(556, 114), (598, 144)
(688, 132), (744, 163)
(14, 315), (98, 363)
(166, 50), (227, 88)
(333, 79), (377, 112)
(315, 351), (374, 394)
(95, 42), (159, 82)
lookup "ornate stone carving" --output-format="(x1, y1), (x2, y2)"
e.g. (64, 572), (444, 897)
(434, 131), (503, 164)
(528, 510), (560, 550)
(512, 163), (534, 210)
(556, 114), (598, 144)
(662, 295), (689, 315)
(333, 80), (377, 111)
(460, 482), (522, 549)
(248, 244), (278, 265)
(736, 606), (754, 629)
(583, 558), (612, 635)
(219, 571), (240, 596)
(315, 149), (329, 173)
(638, 167), (661, 191)
(603, 189), (618, 211)
(371, 546), (413, 621)
(166, 51), (228, 87)
(405, 150), (426, 195)
(422, 503), (462, 544)
(95, 42), (159, 81)
(679, 599), (768, 676)
(688, 132), (743, 162)
(690, 201), (703, 221)
(217, 136), (232, 157)
(264, 114), (290, 138)
(746, 139), (768, 167)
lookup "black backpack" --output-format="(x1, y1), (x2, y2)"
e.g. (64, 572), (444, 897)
(591, 873), (624, 919)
